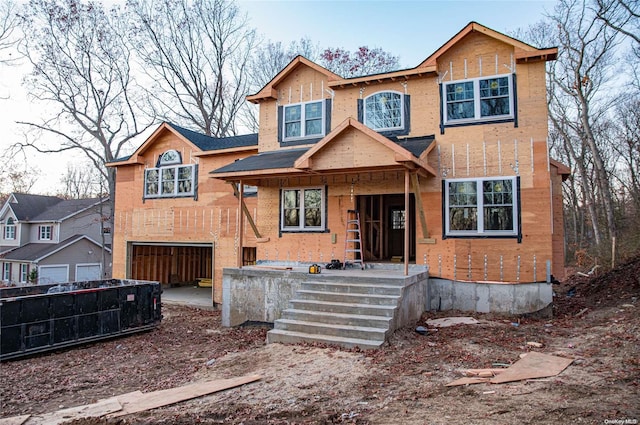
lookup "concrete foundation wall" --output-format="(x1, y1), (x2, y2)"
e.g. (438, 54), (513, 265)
(427, 278), (553, 315)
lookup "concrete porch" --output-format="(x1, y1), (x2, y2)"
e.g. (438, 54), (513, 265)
(221, 262), (429, 349)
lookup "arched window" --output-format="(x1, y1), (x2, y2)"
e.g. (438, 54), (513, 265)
(145, 150), (196, 199)
(364, 91), (404, 131)
(4, 218), (15, 240)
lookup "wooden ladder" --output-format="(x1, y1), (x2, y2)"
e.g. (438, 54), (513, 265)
(344, 209), (365, 270)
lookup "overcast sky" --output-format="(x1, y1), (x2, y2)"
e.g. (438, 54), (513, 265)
(0, 0), (557, 194)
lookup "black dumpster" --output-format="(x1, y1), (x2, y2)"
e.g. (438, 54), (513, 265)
(0, 279), (162, 361)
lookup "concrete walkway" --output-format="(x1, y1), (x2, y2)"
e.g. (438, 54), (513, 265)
(161, 285), (215, 310)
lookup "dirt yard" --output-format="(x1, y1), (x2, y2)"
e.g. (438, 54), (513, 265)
(1, 256), (639, 425)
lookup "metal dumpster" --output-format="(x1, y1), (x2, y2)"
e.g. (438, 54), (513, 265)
(0, 279), (162, 361)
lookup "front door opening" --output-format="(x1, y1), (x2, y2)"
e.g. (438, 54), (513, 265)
(358, 194), (415, 262)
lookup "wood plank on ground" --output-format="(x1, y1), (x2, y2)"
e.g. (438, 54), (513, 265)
(445, 377), (491, 387)
(109, 374), (262, 418)
(489, 352), (573, 384)
(24, 397), (122, 425)
(0, 415), (31, 425)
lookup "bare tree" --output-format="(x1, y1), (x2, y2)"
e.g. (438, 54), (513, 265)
(15, 0), (154, 231)
(0, 0), (19, 65)
(59, 162), (106, 199)
(129, 0), (257, 137)
(546, 0), (621, 248)
(0, 156), (40, 196)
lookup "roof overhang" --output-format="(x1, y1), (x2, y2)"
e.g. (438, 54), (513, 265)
(210, 118), (437, 181)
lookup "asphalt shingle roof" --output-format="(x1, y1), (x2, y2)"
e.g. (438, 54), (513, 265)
(387, 135), (436, 158)
(210, 148), (310, 174)
(168, 123), (258, 151)
(7, 194), (105, 222)
(0, 235), (92, 262)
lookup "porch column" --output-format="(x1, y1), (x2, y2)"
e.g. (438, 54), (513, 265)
(237, 180), (244, 268)
(404, 169), (409, 276)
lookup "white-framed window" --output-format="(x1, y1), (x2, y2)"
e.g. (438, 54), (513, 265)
(445, 176), (518, 236)
(283, 100), (325, 141)
(4, 217), (15, 240)
(2, 263), (10, 281)
(39, 225), (53, 240)
(281, 187), (325, 231)
(364, 91), (404, 131)
(144, 163), (196, 198)
(443, 74), (514, 124)
(20, 264), (28, 283)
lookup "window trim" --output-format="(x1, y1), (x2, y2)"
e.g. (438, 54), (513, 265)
(443, 176), (520, 238)
(442, 73), (514, 126)
(282, 99), (326, 142)
(39, 225), (53, 241)
(4, 217), (15, 240)
(363, 90), (405, 132)
(280, 187), (327, 232)
(20, 263), (28, 283)
(2, 263), (10, 281)
(144, 163), (196, 199)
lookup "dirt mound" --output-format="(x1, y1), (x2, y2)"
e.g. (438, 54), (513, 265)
(554, 253), (640, 317)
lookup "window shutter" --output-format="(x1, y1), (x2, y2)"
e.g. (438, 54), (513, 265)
(403, 95), (411, 134)
(357, 99), (363, 123)
(512, 73), (518, 128)
(277, 105), (283, 143)
(325, 99), (332, 135)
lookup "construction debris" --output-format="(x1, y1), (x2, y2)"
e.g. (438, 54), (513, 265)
(2, 375), (261, 425)
(446, 352), (573, 387)
(426, 317), (479, 328)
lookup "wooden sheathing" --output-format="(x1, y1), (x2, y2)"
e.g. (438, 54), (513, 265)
(416, 134), (554, 282)
(436, 31), (516, 82)
(259, 65), (332, 152)
(111, 132), (257, 304)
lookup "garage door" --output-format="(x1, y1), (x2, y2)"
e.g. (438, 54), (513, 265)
(76, 264), (101, 281)
(39, 265), (69, 284)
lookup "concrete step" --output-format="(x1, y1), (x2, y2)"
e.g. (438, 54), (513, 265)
(281, 308), (392, 328)
(289, 299), (397, 317)
(295, 290), (400, 305)
(267, 329), (384, 350)
(274, 319), (387, 340)
(301, 281), (403, 296)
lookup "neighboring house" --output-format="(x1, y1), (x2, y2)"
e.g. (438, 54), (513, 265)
(109, 22), (569, 315)
(0, 193), (112, 285)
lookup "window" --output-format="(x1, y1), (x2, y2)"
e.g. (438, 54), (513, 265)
(445, 177), (518, 237)
(364, 91), (404, 131)
(2, 263), (9, 281)
(20, 264), (28, 283)
(4, 218), (15, 240)
(283, 100), (325, 140)
(103, 227), (111, 234)
(444, 74), (513, 124)
(391, 210), (405, 230)
(281, 187), (325, 231)
(39, 225), (53, 240)
(144, 161), (196, 199)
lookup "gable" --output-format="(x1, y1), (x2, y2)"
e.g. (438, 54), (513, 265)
(247, 56), (339, 104)
(418, 22), (555, 69)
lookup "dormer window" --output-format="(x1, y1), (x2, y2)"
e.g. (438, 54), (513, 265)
(144, 150), (197, 199)
(443, 74), (514, 125)
(4, 218), (15, 240)
(39, 225), (53, 240)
